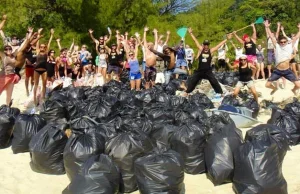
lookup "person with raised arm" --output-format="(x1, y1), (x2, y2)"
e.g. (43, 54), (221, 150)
(256, 44), (266, 79)
(266, 21), (280, 78)
(88, 28), (111, 52)
(233, 23), (258, 79)
(0, 14), (20, 53)
(0, 27), (33, 106)
(155, 30), (170, 74)
(105, 40), (120, 81)
(185, 44), (194, 75)
(181, 27), (232, 97)
(264, 21), (300, 95)
(143, 27), (158, 89)
(32, 28), (54, 111)
(230, 40), (244, 68)
(95, 41), (108, 82)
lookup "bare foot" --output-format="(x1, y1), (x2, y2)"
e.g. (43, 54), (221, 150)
(270, 87), (278, 95)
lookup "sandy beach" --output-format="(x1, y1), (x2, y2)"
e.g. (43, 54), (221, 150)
(0, 79), (300, 194)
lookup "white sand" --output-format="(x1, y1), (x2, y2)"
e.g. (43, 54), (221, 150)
(0, 79), (300, 194)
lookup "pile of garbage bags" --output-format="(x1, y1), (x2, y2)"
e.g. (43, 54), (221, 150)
(0, 79), (297, 194)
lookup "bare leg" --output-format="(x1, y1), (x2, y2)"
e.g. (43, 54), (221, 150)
(267, 64), (272, 78)
(41, 72), (48, 102)
(33, 72), (40, 106)
(292, 63), (298, 79)
(25, 76), (30, 96)
(130, 80), (135, 90)
(5, 82), (14, 106)
(260, 63), (265, 80)
(233, 86), (241, 98)
(255, 63), (261, 79)
(249, 86), (259, 102)
(136, 79), (141, 91)
(265, 81), (277, 95)
(292, 80), (300, 95)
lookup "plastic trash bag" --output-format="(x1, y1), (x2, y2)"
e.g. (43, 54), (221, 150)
(62, 154), (120, 194)
(105, 129), (154, 193)
(64, 128), (105, 181)
(242, 98), (259, 118)
(0, 111), (15, 148)
(221, 72), (238, 87)
(233, 129), (289, 194)
(134, 149), (185, 194)
(170, 121), (207, 174)
(205, 112), (235, 134)
(40, 100), (68, 123)
(29, 122), (68, 175)
(69, 116), (98, 132)
(221, 95), (240, 106)
(188, 93), (214, 109)
(0, 104), (20, 119)
(267, 108), (300, 145)
(284, 98), (300, 121)
(12, 114), (47, 154)
(150, 124), (178, 149)
(205, 123), (243, 185)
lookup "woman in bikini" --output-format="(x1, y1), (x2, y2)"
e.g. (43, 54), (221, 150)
(33, 28), (54, 109)
(0, 27), (33, 106)
(46, 49), (56, 83)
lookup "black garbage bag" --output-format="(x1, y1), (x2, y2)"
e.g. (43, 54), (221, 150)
(174, 109), (194, 126)
(267, 108), (300, 145)
(0, 112), (15, 148)
(12, 114), (47, 154)
(284, 98), (300, 121)
(145, 105), (174, 131)
(233, 131), (289, 194)
(155, 92), (171, 105)
(120, 69), (130, 84)
(214, 72), (224, 82)
(96, 122), (118, 141)
(184, 104), (208, 123)
(221, 95), (240, 106)
(103, 80), (123, 91)
(66, 100), (88, 120)
(170, 121), (207, 174)
(49, 90), (69, 103)
(40, 100), (68, 123)
(150, 124), (178, 149)
(0, 104), (20, 119)
(66, 86), (86, 100)
(164, 82), (178, 95)
(260, 100), (278, 109)
(221, 72), (238, 87)
(134, 90), (155, 104)
(29, 122), (68, 174)
(105, 129), (154, 193)
(188, 93), (214, 109)
(245, 124), (291, 162)
(170, 95), (187, 109)
(69, 116), (98, 132)
(64, 128), (105, 181)
(205, 123), (243, 185)
(242, 98), (259, 118)
(205, 112), (235, 134)
(120, 116), (153, 136)
(87, 100), (112, 120)
(134, 149), (185, 194)
(62, 154), (120, 194)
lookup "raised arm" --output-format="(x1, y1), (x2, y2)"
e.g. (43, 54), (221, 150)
(264, 21), (277, 47)
(149, 48), (167, 59)
(211, 34), (232, 53)
(104, 40), (111, 53)
(69, 38), (74, 52)
(233, 31), (244, 44)
(251, 23), (257, 43)
(134, 33), (140, 59)
(165, 31), (170, 45)
(105, 28), (112, 44)
(143, 26), (149, 48)
(46, 28), (54, 52)
(153, 28), (158, 50)
(230, 40), (236, 50)
(292, 23), (300, 46)
(188, 27), (202, 50)
(56, 38), (62, 50)
(275, 22), (281, 40)
(281, 25), (289, 39)
(88, 29), (98, 44)
(0, 14), (7, 30)
(36, 28), (43, 53)
(18, 27), (33, 53)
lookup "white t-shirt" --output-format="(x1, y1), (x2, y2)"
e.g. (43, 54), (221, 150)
(235, 48), (244, 60)
(157, 44), (164, 53)
(218, 48), (226, 60)
(275, 42), (293, 65)
(294, 38), (299, 51)
(185, 48), (194, 60)
(267, 38), (275, 50)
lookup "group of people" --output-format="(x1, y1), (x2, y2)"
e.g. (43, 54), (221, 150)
(0, 13), (300, 111)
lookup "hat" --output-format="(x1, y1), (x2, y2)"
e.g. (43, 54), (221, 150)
(239, 54), (247, 59)
(242, 34), (249, 41)
(203, 40), (210, 45)
(163, 45), (176, 52)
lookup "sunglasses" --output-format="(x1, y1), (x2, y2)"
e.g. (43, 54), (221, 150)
(99, 39), (104, 41)
(280, 41), (287, 44)
(4, 48), (12, 51)
(40, 46), (46, 48)
(240, 59), (247, 61)
(129, 54), (134, 56)
(82, 46), (87, 48)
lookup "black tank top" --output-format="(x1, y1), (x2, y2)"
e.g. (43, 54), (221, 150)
(244, 40), (256, 55)
(25, 49), (36, 67)
(198, 49), (212, 71)
(35, 54), (47, 70)
(109, 51), (118, 65)
(239, 63), (252, 82)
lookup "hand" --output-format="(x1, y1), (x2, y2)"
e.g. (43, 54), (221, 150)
(264, 21), (270, 28)
(104, 35), (108, 41)
(251, 23), (255, 27)
(153, 28), (158, 33)
(125, 32), (128, 36)
(166, 30), (170, 35)
(50, 28), (54, 35)
(88, 29), (93, 34)
(27, 27), (33, 34)
(144, 26), (149, 32)
(56, 38), (60, 42)
(116, 30), (120, 34)
(227, 33), (232, 39)
(232, 31), (237, 35)
(188, 27), (193, 34)
(159, 34), (164, 39)
(277, 22), (281, 27)
(38, 28), (43, 35)
(2, 14), (7, 20)
(134, 32), (140, 37)
(280, 26), (284, 31)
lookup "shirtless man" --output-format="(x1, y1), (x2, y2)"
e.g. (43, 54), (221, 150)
(264, 21), (300, 95)
(143, 26), (158, 89)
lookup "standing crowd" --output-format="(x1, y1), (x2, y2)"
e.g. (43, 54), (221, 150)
(0, 14), (300, 111)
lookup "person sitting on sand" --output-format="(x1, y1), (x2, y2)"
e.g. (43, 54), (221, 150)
(264, 21), (300, 95)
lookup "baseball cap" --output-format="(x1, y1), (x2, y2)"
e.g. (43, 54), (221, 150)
(203, 40), (210, 45)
